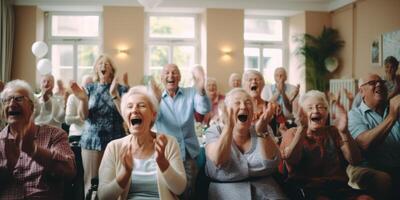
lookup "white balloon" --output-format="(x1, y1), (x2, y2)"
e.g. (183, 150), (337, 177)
(32, 41), (48, 58)
(37, 59), (52, 75)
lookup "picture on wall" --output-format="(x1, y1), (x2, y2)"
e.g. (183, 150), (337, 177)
(383, 29), (400, 63)
(371, 38), (381, 66)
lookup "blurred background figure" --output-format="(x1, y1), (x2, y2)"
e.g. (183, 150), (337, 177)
(195, 77), (225, 127)
(228, 73), (242, 89)
(34, 74), (65, 128)
(383, 56), (400, 99)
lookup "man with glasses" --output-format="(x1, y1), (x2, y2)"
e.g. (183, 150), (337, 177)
(347, 73), (400, 199)
(0, 80), (76, 199)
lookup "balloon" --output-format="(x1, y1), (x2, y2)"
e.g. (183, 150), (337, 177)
(31, 41), (48, 58)
(325, 57), (339, 73)
(37, 59), (52, 75)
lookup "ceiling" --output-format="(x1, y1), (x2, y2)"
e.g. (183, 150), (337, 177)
(13, 0), (356, 15)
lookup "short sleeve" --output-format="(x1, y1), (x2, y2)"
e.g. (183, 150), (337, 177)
(205, 125), (222, 146)
(348, 109), (369, 139)
(261, 84), (273, 101)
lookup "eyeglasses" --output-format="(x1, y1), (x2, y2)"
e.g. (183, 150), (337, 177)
(361, 80), (386, 87)
(1, 95), (30, 104)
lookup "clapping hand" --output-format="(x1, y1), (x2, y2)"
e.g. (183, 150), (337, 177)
(334, 98), (348, 133)
(110, 76), (120, 98)
(121, 144), (133, 172)
(192, 66), (206, 95)
(154, 134), (169, 172)
(70, 81), (88, 101)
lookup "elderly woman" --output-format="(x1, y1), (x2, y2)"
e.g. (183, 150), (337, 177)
(383, 56), (400, 99)
(280, 90), (371, 200)
(98, 86), (186, 200)
(205, 88), (287, 200)
(228, 73), (242, 89)
(70, 54), (128, 196)
(195, 77), (225, 127)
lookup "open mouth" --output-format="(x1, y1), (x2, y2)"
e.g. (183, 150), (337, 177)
(167, 80), (175, 84)
(237, 114), (248, 122)
(8, 111), (21, 116)
(310, 115), (322, 123)
(250, 86), (257, 91)
(101, 70), (106, 75)
(130, 118), (142, 126)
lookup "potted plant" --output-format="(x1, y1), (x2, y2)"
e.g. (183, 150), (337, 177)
(296, 26), (344, 91)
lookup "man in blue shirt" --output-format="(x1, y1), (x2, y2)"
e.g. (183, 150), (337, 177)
(347, 73), (400, 199)
(155, 64), (211, 199)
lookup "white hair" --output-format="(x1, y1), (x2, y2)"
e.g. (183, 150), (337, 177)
(299, 90), (329, 109)
(120, 85), (159, 113)
(242, 70), (265, 85)
(224, 87), (251, 105)
(0, 80), (35, 103)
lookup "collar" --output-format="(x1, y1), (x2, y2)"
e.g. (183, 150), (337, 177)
(0, 125), (9, 139)
(162, 87), (183, 98)
(359, 100), (388, 116)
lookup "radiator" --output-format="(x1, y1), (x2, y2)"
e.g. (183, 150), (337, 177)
(329, 79), (358, 124)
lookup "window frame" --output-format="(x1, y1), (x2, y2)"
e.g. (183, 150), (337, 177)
(144, 12), (201, 76)
(244, 16), (288, 83)
(46, 11), (103, 82)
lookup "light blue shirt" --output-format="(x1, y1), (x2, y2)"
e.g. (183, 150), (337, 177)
(155, 87), (211, 161)
(348, 101), (400, 169)
(261, 83), (296, 119)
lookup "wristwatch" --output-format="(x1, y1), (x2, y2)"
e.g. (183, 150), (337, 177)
(256, 132), (270, 138)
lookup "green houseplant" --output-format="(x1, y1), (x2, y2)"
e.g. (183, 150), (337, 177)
(296, 26), (344, 91)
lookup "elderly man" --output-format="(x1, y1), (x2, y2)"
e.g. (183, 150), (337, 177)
(262, 67), (299, 128)
(0, 80), (76, 199)
(34, 74), (65, 128)
(347, 73), (400, 199)
(155, 64), (211, 199)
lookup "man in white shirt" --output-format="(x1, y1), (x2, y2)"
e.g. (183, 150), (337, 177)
(262, 67), (299, 128)
(34, 74), (65, 128)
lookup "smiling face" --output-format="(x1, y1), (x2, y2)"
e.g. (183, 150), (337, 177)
(122, 93), (156, 135)
(206, 79), (218, 98)
(95, 57), (114, 83)
(2, 88), (34, 126)
(226, 90), (253, 130)
(229, 74), (241, 88)
(40, 74), (54, 92)
(161, 64), (181, 92)
(243, 72), (264, 98)
(359, 74), (388, 107)
(302, 96), (328, 132)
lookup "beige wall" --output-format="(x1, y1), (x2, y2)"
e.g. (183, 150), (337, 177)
(12, 6), (40, 87)
(103, 6), (145, 86)
(288, 13), (306, 93)
(331, 4), (354, 79)
(205, 9), (244, 93)
(332, 0), (400, 80)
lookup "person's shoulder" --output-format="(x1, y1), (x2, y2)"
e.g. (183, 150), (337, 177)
(40, 124), (68, 137)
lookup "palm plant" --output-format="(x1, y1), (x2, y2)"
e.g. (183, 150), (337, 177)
(296, 26), (344, 91)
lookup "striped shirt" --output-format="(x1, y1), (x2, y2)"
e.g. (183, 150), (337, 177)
(0, 124), (76, 200)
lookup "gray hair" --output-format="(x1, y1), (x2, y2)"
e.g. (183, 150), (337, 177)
(224, 87), (251, 105)
(242, 70), (265, 85)
(120, 85), (159, 113)
(206, 77), (217, 85)
(0, 80), (35, 103)
(93, 54), (116, 82)
(299, 90), (329, 109)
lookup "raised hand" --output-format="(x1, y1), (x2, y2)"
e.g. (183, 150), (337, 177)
(334, 99), (348, 133)
(219, 102), (236, 130)
(260, 102), (276, 123)
(295, 107), (308, 129)
(70, 81), (88, 101)
(110, 76), (120, 98)
(192, 66), (205, 94)
(120, 144), (133, 172)
(154, 134), (169, 172)
(4, 137), (20, 169)
(290, 84), (300, 102)
(122, 72), (129, 87)
(389, 95), (400, 119)
(21, 121), (37, 156)
(149, 77), (162, 103)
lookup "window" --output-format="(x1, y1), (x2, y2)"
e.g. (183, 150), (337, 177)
(47, 12), (101, 85)
(244, 17), (286, 84)
(145, 14), (200, 87)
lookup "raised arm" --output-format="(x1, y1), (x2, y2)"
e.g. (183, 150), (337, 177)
(70, 82), (89, 120)
(349, 95), (400, 151)
(255, 101), (277, 134)
(205, 106), (236, 168)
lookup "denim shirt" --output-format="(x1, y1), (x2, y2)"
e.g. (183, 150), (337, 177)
(80, 83), (128, 151)
(155, 87), (211, 161)
(348, 101), (400, 169)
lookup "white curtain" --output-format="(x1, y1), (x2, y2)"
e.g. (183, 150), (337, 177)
(0, 0), (14, 82)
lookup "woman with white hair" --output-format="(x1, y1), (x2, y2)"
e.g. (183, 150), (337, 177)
(204, 88), (287, 200)
(280, 90), (371, 199)
(98, 86), (186, 200)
